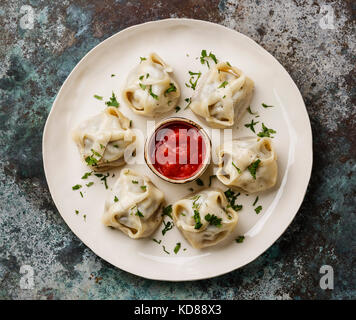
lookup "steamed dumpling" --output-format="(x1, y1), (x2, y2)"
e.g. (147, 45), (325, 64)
(172, 189), (239, 249)
(102, 169), (165, 239)
(122, 53), (180, 116)
(190, 62), (254, 128)
(72, 107), (136, 171)
(216, 137), (277, 193)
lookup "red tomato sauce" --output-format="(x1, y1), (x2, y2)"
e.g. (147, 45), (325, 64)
(150, 121), (205, 180)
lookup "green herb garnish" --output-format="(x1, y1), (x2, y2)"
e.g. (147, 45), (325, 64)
(186, 71), (201, 90)
(135, 208), (144, 217)
(175, 106), (181, 112)
(247, 106), (257, 115)
(75, 210), (79, 215)
(248, 159), (261, 180)
(162, 245), (170, 254)
(162, 205), (173, 219)
(184, 97), (192, 109)
(193, 210), (203, 229)
(139, 83), (147, 90)
(94, 94), (103, 100)
(114, 196), (119, 202)
(72, 184), (82, 190)
(165, 83), (177, 95)
(162, 220), (173, 235)
(253, 196), (259, 206)
(81, 172), (92, 179)
(224, 189), (243, 211)
(105, 92), (119, 107)
(244, 119), (259, 133)
(132, 180), (139, 184)
(140, 185), (147, 192)
(174, 242), (181, 254)
(86, 182), (94, 187)
(232, 162), (241, 173)
(200, 50), (218, 68)
(257, 123), (276, 138)
(140, 57), (146, 62)
(236, 236), (245, 243)
(153, 238), (161, 244)
(218, 81), (228, 89)
(204, 214), (222, 227)
(139, 75), (144, 80)
(149, 86), (158, 100)
(255, 205), (262, 214)
(262, 103), (274, 108)
(91, 149), (102, 158)
(80, 191), (83, 198)
(209, 175), (216, 187)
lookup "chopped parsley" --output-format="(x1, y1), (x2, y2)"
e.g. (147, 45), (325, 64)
(248, 159), (261, 180)
(224, 189), (243, 211)
(100, 144), (105, 149)
(165, 83), (177, 96)
(162, 245), (170, 254)
(114, 196), (119, 202)
(226, 61), (232, 67)
(75, 210), (79, 215)
(139, 75), (144, 80)
(175, 106), (181, 112)
(186, 71), (201, 90)
(192, 195), (201, 209)
(162, 220), (173, 235)
(83, 214), (86, 221)
(81, 172), (92, 179)
(132, 180), (139, 184)
(94, 94), (103, 100)
(257, 123), (276, 138)
(262, 103), (274, 108)
(86, 182), (94, 187)
(247, 106), (257, 115)
(184, 97), (192, 109)
(140, 57), (146, 63)
(111, 74), (115, 77)
(255, 205), (262, 214)
(72, 184), (82, 190)
(85, 155), (98, 166)
(91, 149), (102, 158)
(200, 50), (218, 68)
(153, 238), (161, 244)
(196, 178), (204, 186)
(146, 73), (150, 78)
(105, 92), (119, 107)
(232, 162), (241, 173)
(135, 208), (144, 217)
(80, 191), (83, 198)
(139, 83), (147, 90)
(218, 81), (228, 89)
(244, 119), (259, 133)
(149, 86), (158, 100)
(140, 185), (147, 191)
(253, 196), (259, 206)
(193, 210), (203, 229)
(236, 236), (245, 243)
(209, 175), (216, 187)
(204, 214), (222, 227)
(174, 242), (181, 254)
(162, 205), (173, 219)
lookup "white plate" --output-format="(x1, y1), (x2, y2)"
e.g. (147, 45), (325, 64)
(43, 19), (312, 281)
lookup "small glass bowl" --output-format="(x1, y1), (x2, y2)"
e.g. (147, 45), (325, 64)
(144, 117), (211, 184)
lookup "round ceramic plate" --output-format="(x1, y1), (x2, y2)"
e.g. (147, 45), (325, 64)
(43, 19), (312, 281)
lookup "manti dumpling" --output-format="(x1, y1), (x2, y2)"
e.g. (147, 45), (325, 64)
(122, 53), (180, 116)
(72, 107), (136, 171)
(172, 189), (239, 249)
(102, 169), (165, 239)
(190, 62), (254, 128)
(216, 137), (278, 193)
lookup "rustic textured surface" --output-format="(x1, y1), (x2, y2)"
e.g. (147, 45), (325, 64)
(0, 0), (355, 299)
